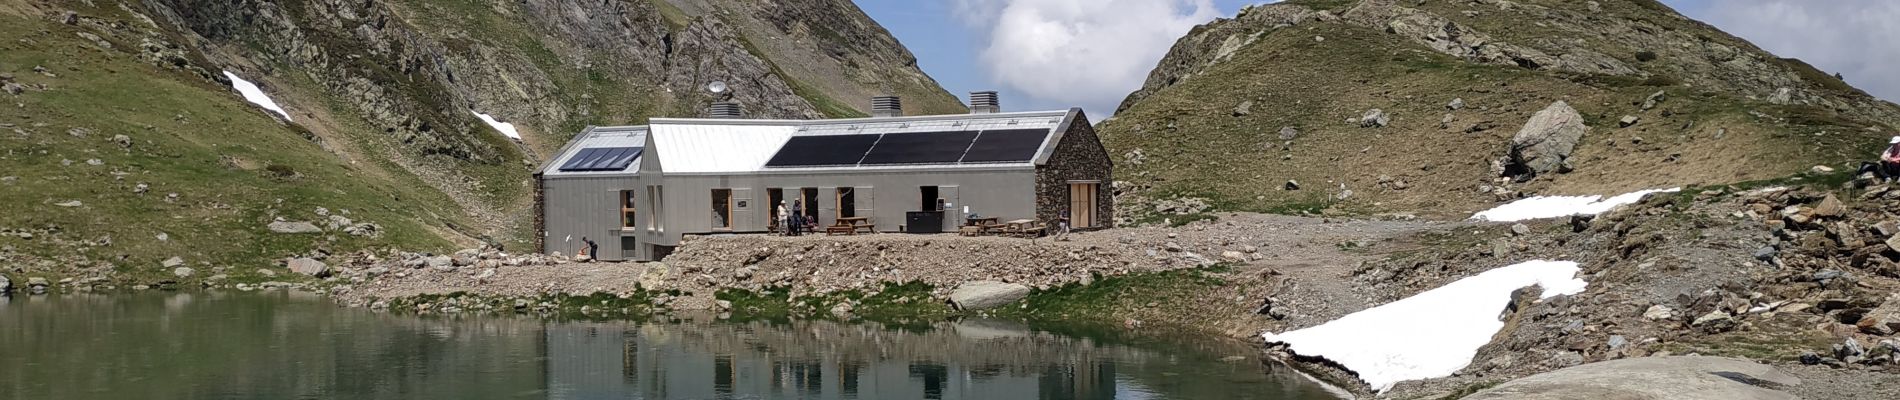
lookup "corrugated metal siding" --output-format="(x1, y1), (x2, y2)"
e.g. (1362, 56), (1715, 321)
(542, 175), (642, 261)
(649, 169), (1037, 244)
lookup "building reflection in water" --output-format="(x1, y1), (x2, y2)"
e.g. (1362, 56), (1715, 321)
(1, 293), (1341, 400)
(538, 319), (1177, 400)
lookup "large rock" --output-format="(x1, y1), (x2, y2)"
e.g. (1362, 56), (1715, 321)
(0, 274), (10, 293)
(1859, 294), (1900, 335)
(268, 221), (323, 234)
(948, 281), (1031, 311)
(1463, 356), (1799, 400)
(286, 258), (330, 277)
(1506, 101), (1588, 178)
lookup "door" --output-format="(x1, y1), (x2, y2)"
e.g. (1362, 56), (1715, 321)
(853, 186), (874, 229)
(733, 188), (754, 231)
(940, 185), (960, 231)
(1069, 182), (1098, 229)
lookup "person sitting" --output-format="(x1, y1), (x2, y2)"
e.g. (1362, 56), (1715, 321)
(1860, 136), (1900, 182)
(1883, 137), (1900, 181)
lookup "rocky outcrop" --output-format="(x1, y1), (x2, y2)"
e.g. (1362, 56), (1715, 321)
(1342, 0), (1635, 77)
(267, 221), (322, 234)
(948, 281), (1031, 311)
(1504, 101), (1588, 179)
(286, 258), (329, 277)
(1464, 356), (1800, 400)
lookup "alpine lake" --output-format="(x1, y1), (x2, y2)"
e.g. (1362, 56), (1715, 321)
(0, 291), (1342, 399)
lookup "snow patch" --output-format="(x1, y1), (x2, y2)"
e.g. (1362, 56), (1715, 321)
(1469, 188), (1680, 222)
(221, 71), (291, 121)
(471, 110), (522, 141)
(1262, 260), (1587, 392)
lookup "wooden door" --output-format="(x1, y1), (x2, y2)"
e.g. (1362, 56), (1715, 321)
(1068, 183), (1098, 229)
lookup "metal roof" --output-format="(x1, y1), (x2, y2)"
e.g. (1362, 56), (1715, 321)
(647, 110), (1071, 174)
(540, 125), (647, 177)
(648, 123), (796, 174)
(544, 109), (1079, 176)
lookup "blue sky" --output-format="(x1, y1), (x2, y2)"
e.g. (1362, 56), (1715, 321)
(856, 0), (1900, 117)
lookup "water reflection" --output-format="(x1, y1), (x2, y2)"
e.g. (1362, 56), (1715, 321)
(0, 292), (1338, 400)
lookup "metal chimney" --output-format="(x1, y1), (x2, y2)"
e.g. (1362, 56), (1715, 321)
(969, 91), (1000, 114)
(707, 101), (742, 118)
(871, 95), (902, 118)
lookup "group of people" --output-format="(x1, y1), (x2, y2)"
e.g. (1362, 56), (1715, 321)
(775, 200), (810, 236)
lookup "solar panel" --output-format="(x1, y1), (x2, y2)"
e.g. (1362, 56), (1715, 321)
(765, 134), (881, 167)
(859, 131), (980, 165)
(960, 129), (1049, 163)
(558, 147), (642, 171)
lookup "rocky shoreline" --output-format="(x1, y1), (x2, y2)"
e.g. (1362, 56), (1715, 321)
(12, 185), (1900, 398)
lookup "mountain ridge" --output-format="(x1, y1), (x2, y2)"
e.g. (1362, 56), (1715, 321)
(1103, 0), (1900, 223)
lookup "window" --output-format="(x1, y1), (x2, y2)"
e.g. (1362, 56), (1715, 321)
(836, 187), (856, 219)
(645, 185), (663, 231)
(619, 190), (637, 229)
(711, 189), (733, 229)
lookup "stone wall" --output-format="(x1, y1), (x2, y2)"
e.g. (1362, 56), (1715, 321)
(532, 173), (546, 253)
(1036, 109), (1115, 229)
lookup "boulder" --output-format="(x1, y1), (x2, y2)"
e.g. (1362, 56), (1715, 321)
(1506, 101), (1588, 178)
(268, 221), (322, 234)
(161, 256), (185, 268)
(0, 274), (9, 293)
(1359, 109), (1389, 128)
(1232, 100), (1253, 116)
(1278, 126), (1300, 140)
(1618, 115), (1640, 127)
(1447, 97), (1466, 110)
(1809, 194), (1845, 218)
(173, 267), (194, 278)
(948, 281), (1031, 311)
(286, 258), (330, 277)
(1462, 356), (1799, 400)
(27, 277), (49, 293)
(425, 255), (453, 269)
(1642, 304), (1676, 320)
(1858, 294), (1900, 335)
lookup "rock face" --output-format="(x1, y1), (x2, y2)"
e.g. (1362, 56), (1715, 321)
(287, 258), (330, 277)
(1505, 101), (1588, 178)
(1464, 356), (1799, 400)
(948, 281), (1031, 311)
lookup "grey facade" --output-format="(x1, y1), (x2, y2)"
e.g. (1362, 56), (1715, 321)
(537, 106), (1111, 262)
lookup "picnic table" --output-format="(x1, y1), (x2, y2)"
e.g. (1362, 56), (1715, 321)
(827, 217), (875, 235)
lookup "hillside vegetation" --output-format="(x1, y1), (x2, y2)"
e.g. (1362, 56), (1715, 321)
(0, 0), (960, 286)
(1103, 0), (1900, 222)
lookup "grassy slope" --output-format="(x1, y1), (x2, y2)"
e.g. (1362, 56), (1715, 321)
(1102, 1), (1886, 220)
(0, 11), (469, 285)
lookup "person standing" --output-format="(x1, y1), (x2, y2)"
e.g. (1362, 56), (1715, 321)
(1054, 208), (1072, 241)
(790, 200), (805, 236)
(776, 200), (791, 235)
(580, 237), (598, 261)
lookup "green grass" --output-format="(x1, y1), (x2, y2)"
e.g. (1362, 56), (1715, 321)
(0, 12), (490, 286)
(996, 266), (1231, 322)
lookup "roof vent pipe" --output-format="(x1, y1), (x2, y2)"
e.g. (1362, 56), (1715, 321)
(970, 91), (1000, 114)
(707, 101), (742, 118)
(871, 95), (902, 118)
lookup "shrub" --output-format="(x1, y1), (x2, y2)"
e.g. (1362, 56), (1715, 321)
(1641, 74), (1682, 87)
(264, 164), (298, 179)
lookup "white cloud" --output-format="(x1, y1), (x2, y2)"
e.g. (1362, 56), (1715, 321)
(953, 0), (1220, 116)
(1682, 0), (1900, 103)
